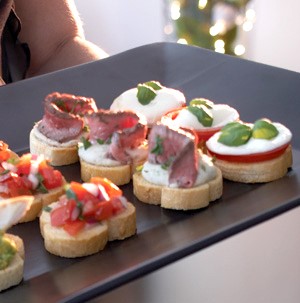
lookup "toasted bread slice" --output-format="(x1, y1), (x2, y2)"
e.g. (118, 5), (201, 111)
(30, 128), (78, 166)
(0, 234), (24, 292)
(133, 168), (223, 210)
(212, 145), (293, 183)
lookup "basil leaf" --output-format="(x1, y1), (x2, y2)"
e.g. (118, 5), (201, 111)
(189, 98), (214, 109)
(218, 122), (252, 146)
(252, 119), (279, 140)
(81, 137), (92, 149)
(43, 206), (52, 212)
(66, 188), (78, 201)
(144, 81), (163, 91)
(150, 136), (164, 155)
(35, 173), (49, 193)
(187, 105), (213, 127)
(0, 169), (10, 176)
(137, 84), (157, 105)
(97, 139), (105, 145)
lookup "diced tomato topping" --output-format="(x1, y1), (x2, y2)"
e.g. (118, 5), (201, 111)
(50, 205), (68, 227)
(5, 175), (32, 197)
(16, 154), (31, 175)
(90, 177), (122, 198)
(39, 165), (63, 189)
(0, 150), (11, 162)
(63, 220), (85, 236)
(94, 201), (114, 221)
(110, 197), (124, 215)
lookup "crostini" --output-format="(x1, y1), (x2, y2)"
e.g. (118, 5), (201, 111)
(206, 119), (293, 183)
(133, 124), (223, 210)
(0, 153), (66, 222)
(0, 195), (32, 292)
(78, 110), (148, 185)
(39, 177), (136, 258)
(161, 98), (239, 149)
(110, 81), (186, 127)
(30, 92), (97, 166)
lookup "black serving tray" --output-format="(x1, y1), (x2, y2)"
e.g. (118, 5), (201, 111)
(1, 42), (300, 303)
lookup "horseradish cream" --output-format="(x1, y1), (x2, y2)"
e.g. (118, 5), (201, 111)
(142, 153), (217, 188)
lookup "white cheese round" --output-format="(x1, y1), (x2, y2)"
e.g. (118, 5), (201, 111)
(110, 86), (186, 126)
(206, 122), (292, 155)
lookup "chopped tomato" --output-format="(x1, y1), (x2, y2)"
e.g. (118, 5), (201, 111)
(110, 197), (125, 215)
(50, 199), (77, 227)
(94, 201), (114, 221)
(6, 175), (32, 197)
(69, 182), (98, 203)
(90, 177), (122, 198)
(207, 143), (290, 163)
(39, 166), (63, 189)
(16, 154), (31, 175)
(63, 220), (85, 236)
(0, 150), (11, 162)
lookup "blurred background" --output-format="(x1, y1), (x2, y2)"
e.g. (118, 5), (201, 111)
(74, 1), (300, 302)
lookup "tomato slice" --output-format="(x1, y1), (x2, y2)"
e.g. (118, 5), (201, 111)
(39, 165), (63, 189)
(94, 201), (114, 221)
(63, 220), (85, 236)
(90, 177), (122, 198)
(207, 143), (290, 163)
(50, 205), (68, 227)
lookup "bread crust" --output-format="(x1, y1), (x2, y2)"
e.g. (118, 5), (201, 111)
(39, 201), (136, 257)
(80, 158), (131, 185)
(106, 202), (136, 241)
(19, 183), (66, 223)
(30, 129), (79, 166)
(133, 168), (223, 210)
(0, 234), (24, 292)
(212, 145), (293, 183)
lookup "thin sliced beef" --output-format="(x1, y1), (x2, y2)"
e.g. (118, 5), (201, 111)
(38, 92), (97, 143)
(85, 110), (147, 164)
(148, 124), (198, 188)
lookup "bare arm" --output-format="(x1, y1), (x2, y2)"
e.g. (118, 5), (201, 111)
(14, 0), (108, 77)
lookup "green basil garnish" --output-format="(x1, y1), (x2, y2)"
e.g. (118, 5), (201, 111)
(252, 119), (279, 140)
(144, 81), (163, 91)
(189, 98), (214, 109)
(43, 206), (52, 212)
(136, 84), (157, 105)
(35, 173), (49, 194)
(218, 122), (252, 146)
(187, 105), (213, 127)
(151, 135), (164, 155)
(81, 137), (92, 149)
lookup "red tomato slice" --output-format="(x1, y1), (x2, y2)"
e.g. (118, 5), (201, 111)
(50, 205), (68, 227)
(39, 166), (63, 189)
(63, 220), (85, 236)
(207, 143), (290, 163)
(94, 201), (114, 221)
(90, 177), (122, 198)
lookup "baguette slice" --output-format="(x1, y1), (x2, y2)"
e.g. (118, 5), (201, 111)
(106, 202), (136, 241)
(30, 128), (78, 166)
(80, 158), (143, 185)
(40, 202), (108, 258)
(212, 145), (293, 183)
(19, 182), (66, 223)
(133, 168), (223, 210)
(0, 234), (24, 292)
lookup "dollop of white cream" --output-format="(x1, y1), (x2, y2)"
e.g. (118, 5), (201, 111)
(141, 153), (216, 188)
(78, 142), (148, 166)
(172, 104), (239, 129)
(32, 123), (80, 147)
(206, 122), (292, 155)
(110, 86), (186, 126)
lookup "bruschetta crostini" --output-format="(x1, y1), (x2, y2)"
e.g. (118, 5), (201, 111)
(30, 92), (97, 166)
(0, 153), (66, 222)
(133, 124), (223, 210)
(206, 119), (293, 183)
(161, 98), (239, 149)
(78, 110), (148, 185)
(0, 195), (32, 291)
(39, 177), (136, 258)
(110, 81), (186, 127)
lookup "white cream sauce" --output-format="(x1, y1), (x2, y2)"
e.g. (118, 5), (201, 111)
(142, 153), (216, 188)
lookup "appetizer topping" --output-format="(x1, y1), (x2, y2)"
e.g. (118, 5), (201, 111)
(0, 141), (11, 163)
(218, 119), (279, 147)
(187, 104), (213, 127)
(0, 154), (63, 198)
(49, 178), (126, 236)
(190, 98), (214, 108)
(83, 110), (147, 164)
(147, 124), (198, 188)
(110, 82), (186, 125)
(38, 92), (97, 143)
(136, 81), (163, 105)
(206, 120), (292, 162)
(0, 234), (16, 270)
